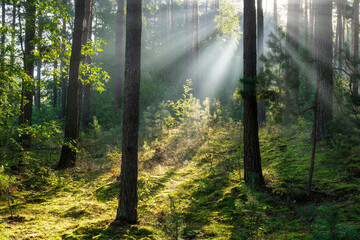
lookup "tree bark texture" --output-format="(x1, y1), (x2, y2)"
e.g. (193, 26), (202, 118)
(53, 61), (58, 108)
(114, 0), (124, 109)
(114, 0), (142, 225)
(257, 0), (266, 126)
(243, 0), (264, 186)
(35, 17), (43, 109)
(58, 0), (85, 169)
(314, 0), (333, 140)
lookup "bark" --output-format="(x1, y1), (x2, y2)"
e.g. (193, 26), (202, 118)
(58, 0), (86, 169)
(81, 0), (93, 129)
(114, 0), (124, 109)
(1, 0), (5, 64)
(352, 0), (359, 96)
(61, 0), (67, 119)
(192, 0), (199, 97)
(285, 0), (300, 111)
(314, 0), (333, 140)
(19, 0), (36, 128)
(10, 0), (16, 66)
(273, 0), (277, 30)
(35, 17), (43, 109)
(305, 0), (308, 44)
(53, 61), (58, 108)
(113, 0), (142, 226)
(243, 0), (264, 186)
(257, 0), (266, 125)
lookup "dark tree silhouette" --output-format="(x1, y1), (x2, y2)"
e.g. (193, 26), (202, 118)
(58, 0), (86, 169)
(113, 0), (142, 225)
(243, 0), (264, 186)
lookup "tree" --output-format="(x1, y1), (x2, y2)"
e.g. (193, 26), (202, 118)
(192, 0), (199, 97)
(81, 0), (93, 128)
(113, 0), (142, 225)
(285, 0), (300, 107)
(19, 0), (36, 147)
(243, 0), (264, 186)
(314, 0), (333, 140)
(114, 0), (125, 109)
(257, 0), (266, 126)
(35, 17), (43, 109)
(352, 0), (359, 96)
(60, 0), (68, 119)
(57, 0), (86, 169)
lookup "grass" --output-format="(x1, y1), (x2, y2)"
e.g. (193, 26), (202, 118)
(1, 120), (360, 239)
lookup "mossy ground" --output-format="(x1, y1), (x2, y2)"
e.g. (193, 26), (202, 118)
(1, 122), (359, 239)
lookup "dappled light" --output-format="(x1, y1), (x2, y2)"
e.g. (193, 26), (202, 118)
(0, 0), (360, 239)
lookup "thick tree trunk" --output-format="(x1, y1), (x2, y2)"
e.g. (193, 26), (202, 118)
(58, 0), (86, 169)
(243, 0), (264, 186)
(114, 0), (124, 109)
(113, 0), (142, 226)
(61, 0), (68, 119)
(314, 0), (333, 140)
(352, 0), (359, 96)
(81, 0), (93, 129)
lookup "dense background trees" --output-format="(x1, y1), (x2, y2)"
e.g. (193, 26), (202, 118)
(0, 0), (360, 239)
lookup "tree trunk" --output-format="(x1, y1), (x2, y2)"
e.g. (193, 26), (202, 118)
(58, 0), (86, 169)
(35, 17), (43, 109)
(81, 0), (93, 129)
(305, 0), (308, 44)
(19, 0), (36, 147)
(113, 0), (142, 226)
(192, 0), (199, 97)
(114, 0), (124, 109)
(61, 0), (67, 119)
(10, 0), (16, 66)
(273, 0), (277, 30)
(352, 0), (359, 96)
(257, 0), (266, 126)
(314, 0), (333, 140)
(243, 0), (264, 186)
(53, 61), (58, 108)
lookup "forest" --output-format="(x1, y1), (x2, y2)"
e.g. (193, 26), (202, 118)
(0, 0), (359, 239)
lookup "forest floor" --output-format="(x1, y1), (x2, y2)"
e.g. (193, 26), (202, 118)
(1, 122), (360, 239)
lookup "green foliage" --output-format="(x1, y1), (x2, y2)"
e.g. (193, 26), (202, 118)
(215, 0), (241, 42)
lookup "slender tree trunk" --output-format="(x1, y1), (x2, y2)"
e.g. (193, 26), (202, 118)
(243, 0), (264, 186)
(81, 0), (93, 129)
(285, 0), (300, 111)
(1, 0), (5, 65)
(58, 0), (86, 169)
(53, 61), (58, 108)
(10, 0), (16, 66)
(114, 0), (124, 109)
(113, 0), (142, 226)
(314, 0), (333, 140)
(306, 92), (318, 195)
(35, 17), (43, 109)
(305, 0), (308, 44)
(310, 0), (314, 44)
(61, 0), (68, 119)
(352, 0), (359, 96)
(19, 0), (36, 147)
(192, 0), (199, 97)
(257, 0), (266, 126)
(273, 0), (277, 30)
